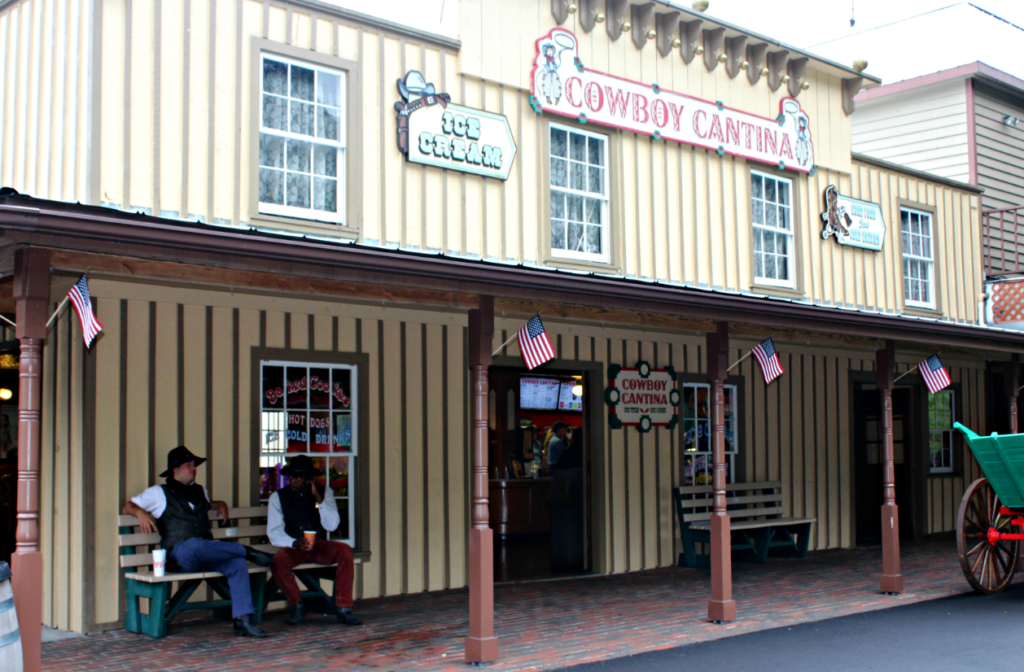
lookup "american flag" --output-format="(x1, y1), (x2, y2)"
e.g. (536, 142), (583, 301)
(517, 314), (555, 371)
(918, 354), (951, 394)
(751, 337), (784, 384)
(68, 274), (103, 348)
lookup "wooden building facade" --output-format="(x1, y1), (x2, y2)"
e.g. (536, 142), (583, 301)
(2, 0), (1023, 668)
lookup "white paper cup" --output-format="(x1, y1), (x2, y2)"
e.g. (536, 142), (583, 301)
(152, 549), (167, 577)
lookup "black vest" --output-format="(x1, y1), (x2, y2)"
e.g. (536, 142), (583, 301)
(156, 483), (212, 553)
(278, 486), (325, 541)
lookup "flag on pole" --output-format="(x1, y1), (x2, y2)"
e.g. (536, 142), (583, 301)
(751, 337), (785, 384)
(516, 314), (555, 371)
(68, 274), (103, 348)
(918, 354), (952, 394)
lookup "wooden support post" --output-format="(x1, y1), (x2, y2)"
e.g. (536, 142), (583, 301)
(706, 321), (735, 622)
(876, 342), (903, 594)
(1005, 354), (1019, 434)
(11, 248), (50, 672)
(465, 296), (498, 664)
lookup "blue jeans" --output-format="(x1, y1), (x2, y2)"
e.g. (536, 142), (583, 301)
(169, 537), (254, 619)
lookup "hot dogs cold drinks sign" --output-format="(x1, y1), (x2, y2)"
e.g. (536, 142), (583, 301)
(532, 29), (815, 173)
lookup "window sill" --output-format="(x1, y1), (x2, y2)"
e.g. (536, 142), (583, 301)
(543, 256), (621, 275)
(250, 213), (360, 241)
(750, 282), (804, 299)
(353, 550), (372, 563)
(901, 304), (944, 319)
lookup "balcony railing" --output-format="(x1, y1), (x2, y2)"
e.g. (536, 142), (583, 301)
(983, 205), (1024, 277)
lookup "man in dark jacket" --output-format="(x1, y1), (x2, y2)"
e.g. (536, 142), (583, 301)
(122, 446), (274, 638)
(268, 455), (361, 626)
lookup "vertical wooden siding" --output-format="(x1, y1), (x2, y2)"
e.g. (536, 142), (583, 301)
(90, 0), (980, 322)
(0, 0), (92, 202)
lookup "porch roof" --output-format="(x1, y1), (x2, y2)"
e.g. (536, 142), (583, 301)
(0, 192), (1021, 353)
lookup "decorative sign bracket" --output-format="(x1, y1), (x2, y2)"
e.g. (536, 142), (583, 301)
(604, 361), (679, 433)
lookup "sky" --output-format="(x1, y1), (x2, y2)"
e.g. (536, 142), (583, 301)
(321, 0), (1024, 85)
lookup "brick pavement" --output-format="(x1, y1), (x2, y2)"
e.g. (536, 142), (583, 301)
(43, 535), (1009, 672)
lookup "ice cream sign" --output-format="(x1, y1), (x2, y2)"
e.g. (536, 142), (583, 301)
(531, 28), (815, 173)
(604, 361), (679, 433)
(820, 185), (886, 251)
(395, 70), (517, 180)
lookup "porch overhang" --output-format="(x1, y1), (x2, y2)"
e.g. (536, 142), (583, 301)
(0, 195), (1021, 353)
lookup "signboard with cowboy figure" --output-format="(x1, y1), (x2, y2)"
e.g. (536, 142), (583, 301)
(530, 28), (815, 173)
(820, 185), (886, 251)
(394, 70), (517, 180)
(604, 361), (679, 433)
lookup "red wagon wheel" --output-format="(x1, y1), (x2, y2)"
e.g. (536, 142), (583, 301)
(956, 478), (1019, 594)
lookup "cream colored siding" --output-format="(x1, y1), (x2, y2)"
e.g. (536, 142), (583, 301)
(852, 80), (970, 183)
(0, 0), (92, 202)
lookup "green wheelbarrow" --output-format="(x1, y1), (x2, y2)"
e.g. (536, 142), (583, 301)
(952, 422), (1024, 594)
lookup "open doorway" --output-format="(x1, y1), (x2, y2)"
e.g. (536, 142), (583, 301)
(488, 365), (592, 581)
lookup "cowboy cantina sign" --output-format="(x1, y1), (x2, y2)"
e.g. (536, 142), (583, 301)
(531, 28), (815, 172)
(395, 70), (517, 180)
(604, 362), (679, 433)
(820, 185), (886, 251)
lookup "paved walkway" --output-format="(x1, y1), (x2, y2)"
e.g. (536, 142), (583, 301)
(44, 535), (997, 672)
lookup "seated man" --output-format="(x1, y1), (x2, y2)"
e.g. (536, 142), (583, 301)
(268, 455), (362, 626)
(122, 446), (274, 638)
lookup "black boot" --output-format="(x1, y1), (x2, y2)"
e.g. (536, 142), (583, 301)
(233, 615), (267, 638)
(336, 607), (362, 626)
(286, 602), (306, 625)
(244, 546), (274, 567)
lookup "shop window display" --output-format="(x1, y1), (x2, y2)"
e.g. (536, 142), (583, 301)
(680, 383), (738, 485)
(260, 361), (356, 545)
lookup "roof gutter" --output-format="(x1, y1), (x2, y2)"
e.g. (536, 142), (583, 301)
(0, 200), (1020, 352)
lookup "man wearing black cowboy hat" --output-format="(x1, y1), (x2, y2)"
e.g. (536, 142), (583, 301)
(122, 446), (274, 638)
(267, 454), (361, 626)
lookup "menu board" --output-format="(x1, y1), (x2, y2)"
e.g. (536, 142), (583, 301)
(520, 377), (561, 409)
(558, 383), (582, 411)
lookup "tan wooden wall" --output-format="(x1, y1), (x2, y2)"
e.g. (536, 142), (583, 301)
(83, 0), (981, 323)
(0, 0), (93, 203)
(37, 275), (987, 632)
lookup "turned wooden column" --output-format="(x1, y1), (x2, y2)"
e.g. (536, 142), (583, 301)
(1005, 354), (1020, 434)
(465, 296), (497, 663)
(707, 322), (735, 622)
(876, 342), (903, 594)
(11, 248), (50, 672)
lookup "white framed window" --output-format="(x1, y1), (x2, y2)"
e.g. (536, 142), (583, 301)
(680, 382), (738, 485)
(928, 390), (955, 474)
(258, 53), (346, 224)
(259, 360), (357, 546)
(751, 171), (795, 287)
(901, 208), (934, 308)
(549, 123), (609, 263)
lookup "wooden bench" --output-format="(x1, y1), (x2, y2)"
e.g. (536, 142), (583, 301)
(119, 506), (356, 637)
(673, 481), (815, 568)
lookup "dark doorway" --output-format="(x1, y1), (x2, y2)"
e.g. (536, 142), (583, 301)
(0, 341), (20, 564)
(487, 365), (592, 581)
(853, 388), (915, 545)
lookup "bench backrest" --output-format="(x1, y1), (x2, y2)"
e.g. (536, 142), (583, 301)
(674, 481), (784, 523)
(118, 506), (269, 570)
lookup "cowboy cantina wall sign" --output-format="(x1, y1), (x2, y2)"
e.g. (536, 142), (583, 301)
(532, 28), (815, 172)
(604, 362), (679, 433)
(395, 71), (517, 180)
(820, 185), (886, 251)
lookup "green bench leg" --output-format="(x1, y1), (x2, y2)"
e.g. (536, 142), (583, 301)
(141, 582), (171, 638)
(753, 528), (774, 563)
(252, 573), (267, 624)
(125, 578), (142, 634)
(794, 523), (812, 558)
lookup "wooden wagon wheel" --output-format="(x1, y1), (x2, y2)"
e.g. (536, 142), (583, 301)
(956, 477), (1019, 594)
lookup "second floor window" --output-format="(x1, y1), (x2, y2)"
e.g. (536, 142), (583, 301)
(550, 124), (608, 263)
(259, 55), (346, 224)
(901, 208), (934, 308)
(751, 171), (794, 287)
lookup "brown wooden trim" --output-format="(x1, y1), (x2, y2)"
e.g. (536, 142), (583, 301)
(853, 153), (983, 194)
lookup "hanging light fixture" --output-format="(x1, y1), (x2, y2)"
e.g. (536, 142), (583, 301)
(0, 388), (12, 401)
(572, 383), (583, 397)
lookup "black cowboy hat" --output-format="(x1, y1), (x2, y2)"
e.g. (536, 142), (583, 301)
(159, 446), (207, 478)
(280, 454), (321, 478)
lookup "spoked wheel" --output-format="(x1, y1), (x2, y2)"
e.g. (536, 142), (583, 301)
(957, 477), (1019, 594)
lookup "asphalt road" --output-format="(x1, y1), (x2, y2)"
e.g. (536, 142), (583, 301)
(560, 583), (1024, 672)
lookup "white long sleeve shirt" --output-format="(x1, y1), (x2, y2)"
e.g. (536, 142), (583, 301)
(266, 486), (340, 548)
(131, 484), (210, 519)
